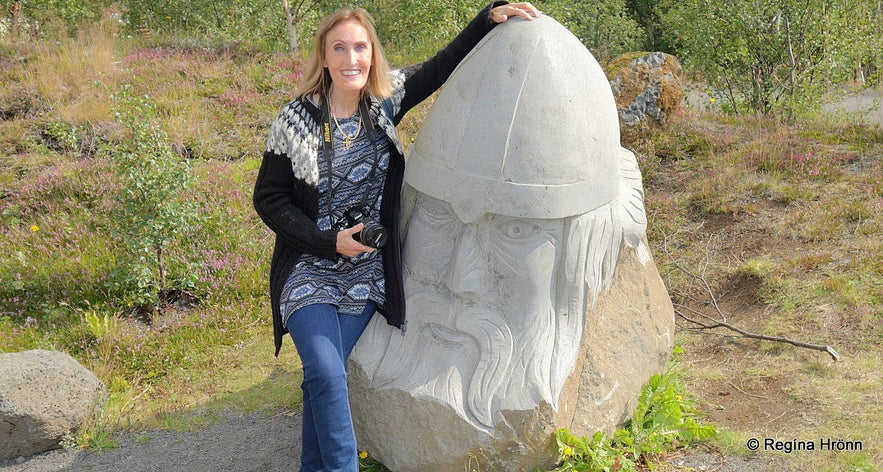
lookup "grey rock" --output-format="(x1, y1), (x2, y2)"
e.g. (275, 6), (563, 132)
(0, 349), (106, 461)
(609, 51), (685, 133)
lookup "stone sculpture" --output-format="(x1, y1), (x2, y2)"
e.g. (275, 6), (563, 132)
(349, 16), (674, 472)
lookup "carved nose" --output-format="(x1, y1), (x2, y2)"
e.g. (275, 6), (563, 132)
(446, 230), (488, 300)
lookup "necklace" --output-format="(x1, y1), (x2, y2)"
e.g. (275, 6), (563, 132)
(333, 111), (361, 150)
(329, 93), (362, 150)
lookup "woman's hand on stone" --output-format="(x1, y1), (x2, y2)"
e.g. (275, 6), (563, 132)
(337, 223), (375, 257)
(489, 2), (542, 23)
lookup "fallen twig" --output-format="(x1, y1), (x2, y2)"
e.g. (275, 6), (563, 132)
(662, 230), (842, 362)
(675, 306), (842, 361)
(764, 410), (789, 426)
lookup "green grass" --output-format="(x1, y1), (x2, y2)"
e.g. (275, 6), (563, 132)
(635, 109), (882, 471)
(1, 25), (881, 472)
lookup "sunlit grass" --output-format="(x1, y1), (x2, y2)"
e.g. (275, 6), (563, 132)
(637, 105), (882, 471)
(15, 24), (122, 124)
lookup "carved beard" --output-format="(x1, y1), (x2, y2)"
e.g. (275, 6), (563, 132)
(369, 291), (558, 431)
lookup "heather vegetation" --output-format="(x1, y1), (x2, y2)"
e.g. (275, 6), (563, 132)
(1, 1), (881, 471)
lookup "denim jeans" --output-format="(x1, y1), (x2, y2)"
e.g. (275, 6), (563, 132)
(286, 301), (376, 472)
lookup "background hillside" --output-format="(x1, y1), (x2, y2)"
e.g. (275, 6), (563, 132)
(1, 1), (881, 471)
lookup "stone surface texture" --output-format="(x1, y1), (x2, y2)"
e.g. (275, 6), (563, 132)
(349, 16), (674, 472)
(0, 349), (106, 461)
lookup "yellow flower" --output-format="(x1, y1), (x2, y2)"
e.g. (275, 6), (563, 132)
(30, 224), (39, 232)
(358, 451), (368, 459)
(709, 97), (716, 104)
(676, 394), (683, 400)
(563, 446), (574, 457)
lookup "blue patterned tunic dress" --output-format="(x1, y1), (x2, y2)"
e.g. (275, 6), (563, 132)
(279, 111), (389, 326)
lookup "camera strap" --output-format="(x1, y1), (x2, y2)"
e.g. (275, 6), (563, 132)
(320, 96), (381, 225)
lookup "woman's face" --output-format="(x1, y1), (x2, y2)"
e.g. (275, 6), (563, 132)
(324, 19), (373, 95)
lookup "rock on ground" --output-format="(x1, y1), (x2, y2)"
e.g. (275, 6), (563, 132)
(0, 350), (106, 461)
(607, 51), (686, 143)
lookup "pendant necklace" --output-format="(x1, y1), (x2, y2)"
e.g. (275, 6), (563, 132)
(331, 95), (362, 150)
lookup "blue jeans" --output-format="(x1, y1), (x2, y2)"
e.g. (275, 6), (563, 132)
(286, 301), (376, 472)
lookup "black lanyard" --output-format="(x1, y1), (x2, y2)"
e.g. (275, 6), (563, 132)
(320, 96), (380, 223)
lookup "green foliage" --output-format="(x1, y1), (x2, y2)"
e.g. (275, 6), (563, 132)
(2, 11), (880, 469)
(120, 0), (293, 51)
(615, 353), (718, 457)
(661, 0), (882, 117)
(358, 451), (391, 472)
(553, 349), (716, 471)
(555, 430), (636, 472)
(367, 0), (485, 64)
(543, 0), (644, 62)
(738, 258), (778, 279)
(0, 0), (111, 39)
(625, 0), (674, 52)
(40, 118), (81, 154)
(83, 309), (116, 339)
(105, 85), (204, 309)
(61, 411), (119, 453)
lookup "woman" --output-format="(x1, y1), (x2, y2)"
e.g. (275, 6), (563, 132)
(253, 2), (540, 471)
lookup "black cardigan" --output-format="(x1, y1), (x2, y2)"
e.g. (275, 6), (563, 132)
(254, 2), (507, 356)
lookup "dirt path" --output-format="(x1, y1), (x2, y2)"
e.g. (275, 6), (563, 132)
(0, 411), (300, 472)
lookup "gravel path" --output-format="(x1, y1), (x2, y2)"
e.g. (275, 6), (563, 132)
(0, 411), (301, 472)
(1, 411), (785, 472)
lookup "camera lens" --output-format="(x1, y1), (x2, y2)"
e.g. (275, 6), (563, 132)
(360, 220), (387, 248)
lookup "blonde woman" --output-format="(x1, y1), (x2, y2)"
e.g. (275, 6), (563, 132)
(253, 2), (540, 471)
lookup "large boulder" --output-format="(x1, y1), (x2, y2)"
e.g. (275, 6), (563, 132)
(608, 51), (685, 141)
(349, 16), (674, 472)
(0, 349), (106, 461)
(350, 245), (673, 472)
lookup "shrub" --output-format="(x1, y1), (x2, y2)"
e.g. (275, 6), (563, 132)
(661, 0), (881, 118)
(104, 85), (204, 310)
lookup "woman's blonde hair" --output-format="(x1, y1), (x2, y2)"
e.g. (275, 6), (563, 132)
(296, 8), (392, 101)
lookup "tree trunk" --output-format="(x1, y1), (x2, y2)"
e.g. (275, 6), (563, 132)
(10, 1), (21, 42)
(156, 245), (166, 295)
(282, 0), (299, 54)
(288, 20), (299, 54)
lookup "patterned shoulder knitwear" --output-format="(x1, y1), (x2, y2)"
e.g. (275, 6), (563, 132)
(253, 1), (508, 356)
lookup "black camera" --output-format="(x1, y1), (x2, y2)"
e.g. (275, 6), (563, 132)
(334, 206), (388, 248)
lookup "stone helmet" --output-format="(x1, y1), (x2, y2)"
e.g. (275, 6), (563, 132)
(404, 16), (623, 224)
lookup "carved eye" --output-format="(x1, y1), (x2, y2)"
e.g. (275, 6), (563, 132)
(499, 220), (539, 241)
(418, 195), (456, 225)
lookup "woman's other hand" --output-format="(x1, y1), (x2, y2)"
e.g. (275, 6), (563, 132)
(336, 223), (375, 257)
(489, 2), (542, 23)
